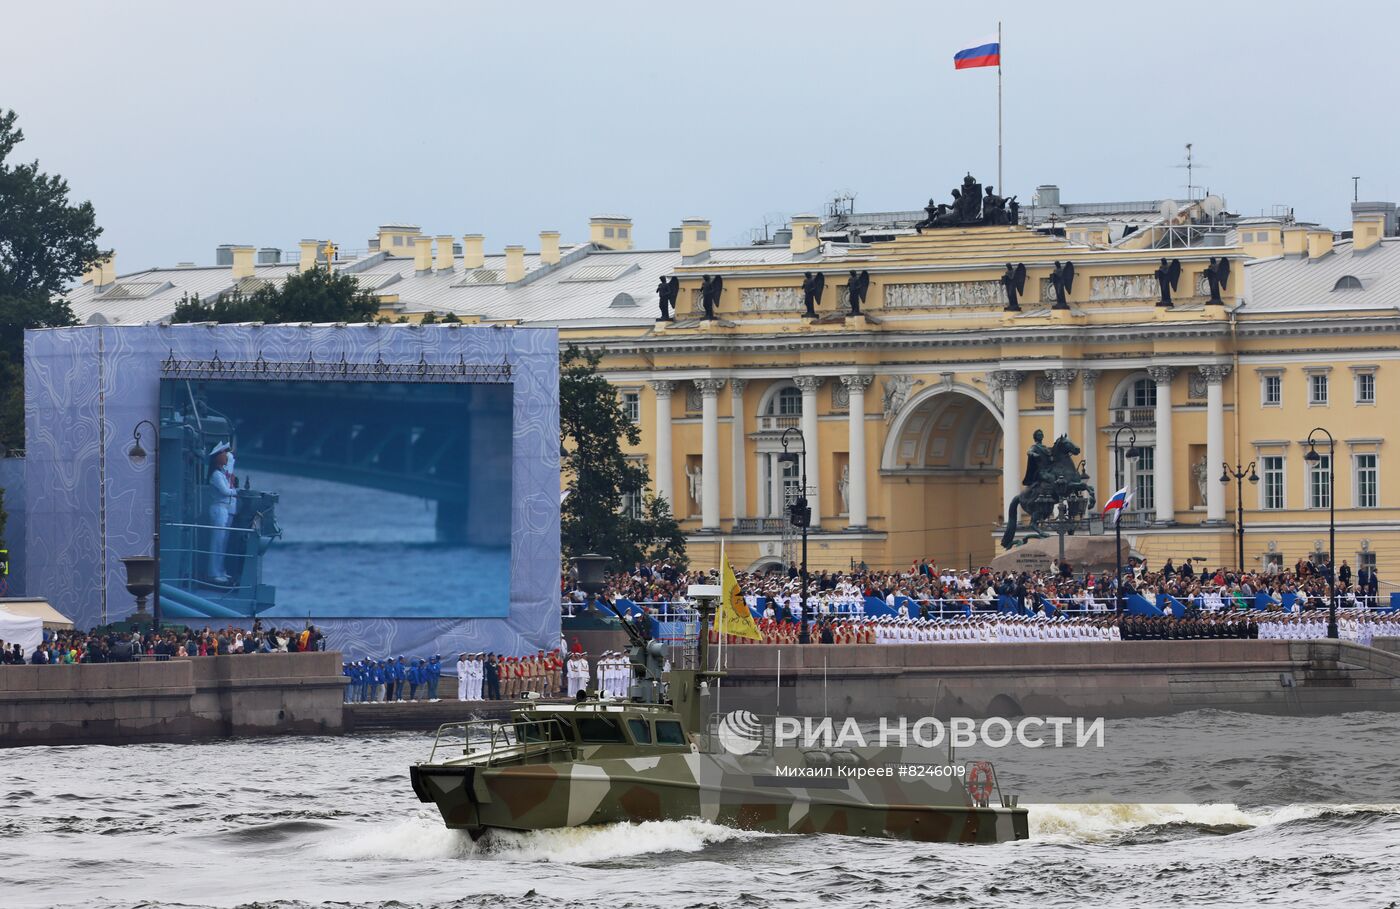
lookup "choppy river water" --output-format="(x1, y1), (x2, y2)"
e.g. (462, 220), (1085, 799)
(3, 721), (1398, 909)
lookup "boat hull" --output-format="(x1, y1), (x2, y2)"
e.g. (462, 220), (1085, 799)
(411, 750), (1029, 844)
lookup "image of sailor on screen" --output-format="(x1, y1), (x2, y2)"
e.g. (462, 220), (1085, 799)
(206, 441), (238, 584)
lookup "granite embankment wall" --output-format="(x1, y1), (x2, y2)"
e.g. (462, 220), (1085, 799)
(0, 652), (347, 747)
(717, 639), (1400, 718)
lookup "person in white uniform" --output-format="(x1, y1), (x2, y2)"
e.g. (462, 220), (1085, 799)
(206, 442), (237, 584)
(457, 653), (470, 701)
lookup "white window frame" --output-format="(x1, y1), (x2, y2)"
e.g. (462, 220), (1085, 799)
(621, 389), (641, 426)
(1354, 369), (1377, 405)
(1353, 451), (1379, 509)
(1257, 369), (1283, 408)
(1260, 455), (1285, 510)
(1306, 453), (1333, 510)
(1308, 373), (1329, 406)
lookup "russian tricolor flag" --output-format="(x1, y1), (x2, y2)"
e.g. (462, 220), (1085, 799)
(954, 34), (1000, 70)
(1102, 486), (1132, 523)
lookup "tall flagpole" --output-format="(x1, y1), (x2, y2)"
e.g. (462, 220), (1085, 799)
(997, 20), (1003, 195)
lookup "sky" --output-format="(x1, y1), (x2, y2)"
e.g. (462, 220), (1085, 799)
(4, 0), (1394, 274)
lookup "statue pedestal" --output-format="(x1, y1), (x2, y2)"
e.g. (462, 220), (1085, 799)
(654, 320), (671, 330)
(989, 533), (1130, 576)
(846, 315), (869, 328)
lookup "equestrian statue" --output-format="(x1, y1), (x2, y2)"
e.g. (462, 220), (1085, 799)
(999, 429), (1096, 549)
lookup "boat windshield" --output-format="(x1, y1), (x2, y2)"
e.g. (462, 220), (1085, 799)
(576, 716), (627, 743)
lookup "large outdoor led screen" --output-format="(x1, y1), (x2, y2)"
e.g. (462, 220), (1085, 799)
(156, 378), (513, 620)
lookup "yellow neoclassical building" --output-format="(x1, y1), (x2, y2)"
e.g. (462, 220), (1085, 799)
(67, 192), (1400, 580)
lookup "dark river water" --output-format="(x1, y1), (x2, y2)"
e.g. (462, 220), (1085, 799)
(2, 722), (1398, 909)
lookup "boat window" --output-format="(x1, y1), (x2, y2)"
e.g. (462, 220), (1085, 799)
(654, 720), (686, 746)
(518, 721), (559, 743)
(576, 716), (627, 744)
(627, 719), (653, 744)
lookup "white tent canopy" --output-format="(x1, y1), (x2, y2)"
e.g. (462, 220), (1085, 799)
(0, 611), (42, 659)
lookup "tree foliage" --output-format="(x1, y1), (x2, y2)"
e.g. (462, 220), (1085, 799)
(170, 265), (379, 324)
(0, 108), (103, 444)
(559, 345), (687, 570)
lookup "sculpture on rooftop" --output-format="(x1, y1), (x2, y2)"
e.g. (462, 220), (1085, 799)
(801, 271), (825, 318)
(915, 173), (1022, 230)
(846, 270), (871, 316)
(1049, 260), (1075, 310)
(699, 275), (723, 320)
(655, 275), (679, 321)
(1155, 257), (1182, 308)
(1000, 262), (1027, 312)
(1203, 256), (1231, 306)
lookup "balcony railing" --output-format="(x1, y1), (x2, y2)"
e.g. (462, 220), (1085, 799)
(733, 518), (789, 534)
(756, 414), (801, 432)
(1110, 407), (1155, 427)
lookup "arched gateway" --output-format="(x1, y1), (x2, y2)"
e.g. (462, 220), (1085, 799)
(880, 383), (1005, 567)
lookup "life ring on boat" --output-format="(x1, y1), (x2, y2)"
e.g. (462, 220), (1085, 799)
(966, 760), (995, 803)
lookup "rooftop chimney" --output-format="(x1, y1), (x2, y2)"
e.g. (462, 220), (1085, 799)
(680, 218), (711, 259)
(539, 230), (561, 266)
(462, 234), (485, 269)
(298, 239), (321, 273)
(789, 214), (821, 256)
(1307, 229), (1334, 259)
(413, 236), (434, 273)
(588, 216), (633, 251)
(504, 245), (526, 282)
(1035, 184), (1062, 209)
(435, 235), (455, 271)
(1350, 201), (1394, 252)
(230, 245), (256, 280)
(669, 228), (683, 249)
(378, 224), (421, 255)
(86, 254), (116, 288)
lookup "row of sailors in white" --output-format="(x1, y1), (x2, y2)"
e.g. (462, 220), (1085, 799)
(870, 616), (1121, 644)
(595, 652), (632, 699)
(456, 653), (486, 701)
(1256, 611), (1390, 645)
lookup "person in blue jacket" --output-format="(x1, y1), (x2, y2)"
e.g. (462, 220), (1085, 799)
(342, 662), (354, 703)
(393, 656), (408, 702)
(358, 660), (372, 702)
(371, 660), (387, 702)
(407, 659), (423, 701)
(426, 655), (442, 702)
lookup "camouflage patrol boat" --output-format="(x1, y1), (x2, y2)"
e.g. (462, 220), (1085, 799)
(410, 594), (1029, 844)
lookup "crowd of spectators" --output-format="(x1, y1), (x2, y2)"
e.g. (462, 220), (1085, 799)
(1, 622), (325, 665)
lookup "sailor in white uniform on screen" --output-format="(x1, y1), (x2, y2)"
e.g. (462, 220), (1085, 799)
(207, 442), (237, 584)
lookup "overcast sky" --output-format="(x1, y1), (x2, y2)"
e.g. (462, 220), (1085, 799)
(4, 0), (1393, 273)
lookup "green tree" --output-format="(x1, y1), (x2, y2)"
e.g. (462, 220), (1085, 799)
(170, 265), (379, 325)
(0, 108), (105, 443)
(559, 345), (686, 569)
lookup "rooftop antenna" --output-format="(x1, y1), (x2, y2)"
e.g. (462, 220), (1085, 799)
(1172, 143), (1208, 201)
(1353, 176), (1360, 202)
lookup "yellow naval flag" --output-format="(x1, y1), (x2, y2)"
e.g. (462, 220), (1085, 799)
(720, 554), (763, 641)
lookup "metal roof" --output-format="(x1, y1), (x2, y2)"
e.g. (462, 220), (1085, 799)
(1243, 238), (1400, 313)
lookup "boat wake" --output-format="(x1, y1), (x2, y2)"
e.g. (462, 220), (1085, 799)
(1029, 802), (1400, 845)
(314, 812), (772, 864)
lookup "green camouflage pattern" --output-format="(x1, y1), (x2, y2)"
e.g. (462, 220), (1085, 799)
(410, 700), (1029, 844)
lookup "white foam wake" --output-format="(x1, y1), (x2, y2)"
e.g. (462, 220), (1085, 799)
(315, 811), (768, 864)
(1029, 802), (1400, 844)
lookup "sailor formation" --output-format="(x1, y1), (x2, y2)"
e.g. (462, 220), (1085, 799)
(712, 609), (1400, 645)
(566, 651), (639, 699)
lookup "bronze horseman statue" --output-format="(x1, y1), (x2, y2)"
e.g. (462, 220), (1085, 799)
(1000, 429), (1095, 550)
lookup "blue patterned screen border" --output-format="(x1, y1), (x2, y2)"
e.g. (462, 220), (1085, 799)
(24, 324), (560, 660)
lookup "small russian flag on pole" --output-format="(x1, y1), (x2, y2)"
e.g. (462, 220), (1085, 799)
(954, 34), (1001, 70)
(1102, 486), (1132, 524)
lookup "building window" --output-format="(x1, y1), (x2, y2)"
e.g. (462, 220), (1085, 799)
(1132, 446), (1154, 512)
(1308, 373), (1329, 405)
(1333, 275), (1363, 291)
(1261, 456), (1285, 510)
(622, 391), (640, 425)
(1356, 372), (1376, 404)
(696, 230), (707, 242)
(1306, 454), (1332, 509)
(393, 236), (404, 247)
(618, 228), (629, 239)
(773, 386), (803, 416)
(604, 227), (615, 238)
(1129, 378), (1157, 408)
(621, 487), (643, 520)
(1360, 551), (1377, 573)
(1261, 374), (1282, 407)
(1263, 552), (1284, 571)
(1355, 453), (1379, 508)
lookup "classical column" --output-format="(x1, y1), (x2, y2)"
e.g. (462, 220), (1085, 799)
(730, 379), (748, 521)
(1200, 364), (1232, 523)
(1080, 369), (1101, 500)
(1148, 365), (1178, 524)
(1047, 369), (1076, 441)
(768, 452), (783, 517)
(794, 375), (825, 529)
(755, 450), (769, 518)
(649, 380), (675, 506)
(841, 374), (874, 528)
(695, 379), (725, 530)
(989, 370), (1023, 515)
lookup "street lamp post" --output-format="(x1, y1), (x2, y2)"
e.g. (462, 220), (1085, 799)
(1304, 428), (1338, 639)
(1219, 461), (1259, 575)
(1111, 427), (1142, 617)
(128, 420), (162, 630)
(777, 427), (810, 644)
